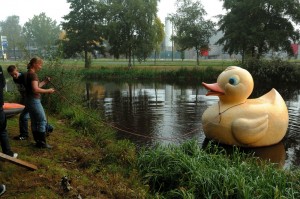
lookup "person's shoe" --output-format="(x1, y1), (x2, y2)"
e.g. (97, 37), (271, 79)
(13, 135), (28, 140)
(35, 142), (53, 149)
(46, 125), (54, 136)
(47, 125), (54, 133)
(0, 184), (6, 196)
(6, 152), (18, 158)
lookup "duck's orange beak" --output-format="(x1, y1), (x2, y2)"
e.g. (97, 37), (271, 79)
(202, 82), (225, 96)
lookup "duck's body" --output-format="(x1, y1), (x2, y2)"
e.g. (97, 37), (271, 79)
(202, 66), (288, 147)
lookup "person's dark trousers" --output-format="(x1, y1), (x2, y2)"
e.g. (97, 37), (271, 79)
(19, 107), (30, 137)
(0, 109), (14, 156)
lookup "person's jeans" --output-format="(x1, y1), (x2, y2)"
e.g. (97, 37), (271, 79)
(25, 98), (47, 133)
(19, 105), (53, 137)
(0, 109), (13, 156)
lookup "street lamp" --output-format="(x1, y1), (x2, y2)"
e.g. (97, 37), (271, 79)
(0, 35), (8, 61)
(133, 30), (137, 66)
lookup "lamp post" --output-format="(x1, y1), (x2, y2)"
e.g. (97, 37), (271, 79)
(171, 21), (174, 61)
(133, 31), (137, 67)
(0, 35), (8, 61)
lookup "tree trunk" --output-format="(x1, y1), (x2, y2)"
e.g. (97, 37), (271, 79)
(196, 48), (200, 66)
(242, 49), (245, 64)
(84, 50), (89, 68)
(154, 50), (157, 65)
(128, 46), (132, 68)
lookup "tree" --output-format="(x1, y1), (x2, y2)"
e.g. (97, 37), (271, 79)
(62, 0), (106, 68)
(169, 0), (215, 66)
(153, 17), (165, 65)
(103, 0), (160, 68)
(0, 16), (23, 60)
(217, 0), (300, 62)
(23, 13), (61, 56)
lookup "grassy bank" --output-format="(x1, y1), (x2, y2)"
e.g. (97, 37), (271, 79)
(82, 59), (235, 83)
(67, 58), (300, 85)
(81, 66), (225, 84)
(2, 113), (148, 198)
(137, 140), (300, 198)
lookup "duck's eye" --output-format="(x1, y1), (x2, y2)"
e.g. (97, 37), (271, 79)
(229, 77), (239, 85)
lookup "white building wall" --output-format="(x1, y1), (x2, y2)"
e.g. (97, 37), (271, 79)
(164, 18), (172, 49)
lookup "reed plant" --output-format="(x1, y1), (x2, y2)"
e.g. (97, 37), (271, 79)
(38, 59), (84, 113)
(137, 139), (300, 198)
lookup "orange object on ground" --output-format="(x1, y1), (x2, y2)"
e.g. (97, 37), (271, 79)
(3, 103), (25, 118)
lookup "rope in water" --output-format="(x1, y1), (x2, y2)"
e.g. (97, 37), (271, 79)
(49, 81), (187, 142)
(48, 81), (245, 142)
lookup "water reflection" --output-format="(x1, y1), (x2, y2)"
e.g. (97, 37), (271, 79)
(85, 81), (300, 169)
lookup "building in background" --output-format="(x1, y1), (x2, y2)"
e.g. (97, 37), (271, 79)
(158, 18), (232, 60)
(158, 17), (300, 61)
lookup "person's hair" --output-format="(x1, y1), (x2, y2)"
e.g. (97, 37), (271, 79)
(7, 65), (17, 73)
(27, 57), (42, 69)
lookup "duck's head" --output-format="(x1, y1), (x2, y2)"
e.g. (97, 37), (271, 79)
(202, 66), (254, 103)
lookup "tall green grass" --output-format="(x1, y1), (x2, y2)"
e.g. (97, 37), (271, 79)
(82, 66), (224, 83)
(137, 139), (300, 198)
(38, 59), (84, 113)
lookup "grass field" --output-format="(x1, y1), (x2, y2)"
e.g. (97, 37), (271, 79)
(1, 58), (239, 70)
(2, 57), (300, 70)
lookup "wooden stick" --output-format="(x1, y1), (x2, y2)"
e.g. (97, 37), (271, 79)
(0, 152), (38, 171)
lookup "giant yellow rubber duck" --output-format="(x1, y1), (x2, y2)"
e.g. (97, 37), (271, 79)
(201, 66), (289, 147)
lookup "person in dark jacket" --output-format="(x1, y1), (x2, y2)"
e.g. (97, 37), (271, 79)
(0, 65), (18, 157)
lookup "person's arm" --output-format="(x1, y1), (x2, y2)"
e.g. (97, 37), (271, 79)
(32, 80), (55, 94)
(39, 77), (50, 88)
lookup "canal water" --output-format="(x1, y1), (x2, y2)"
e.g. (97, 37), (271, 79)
(86, 80), (300, 169)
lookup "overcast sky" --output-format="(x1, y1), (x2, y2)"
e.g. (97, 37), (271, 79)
(0, 0), (224, 25)
(158, 0), (225, 22)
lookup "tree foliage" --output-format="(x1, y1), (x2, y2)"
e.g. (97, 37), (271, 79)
(153, 17), (165, 64)
(62, 0), (106, 68)
(218, 0), (300, 61)
(102, 0), (160, 67)
(169, 0), (215, 65)
(23, 13), (60, 51)
(0, 16), (23, 60)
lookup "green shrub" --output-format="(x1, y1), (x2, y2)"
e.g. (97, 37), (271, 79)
(242, 58), (298, 85)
